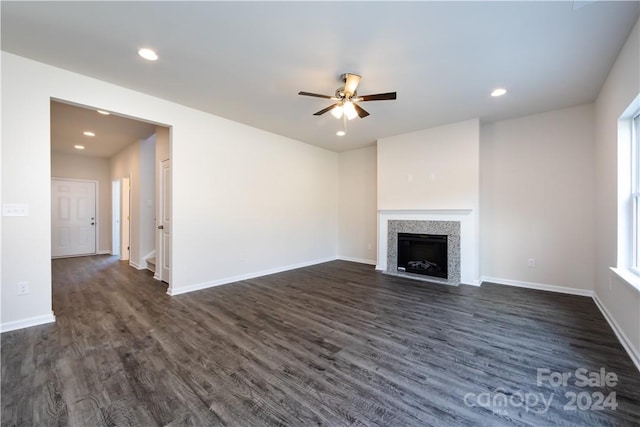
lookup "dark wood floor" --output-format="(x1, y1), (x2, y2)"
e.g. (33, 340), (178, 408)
(1, 256), (639, 426)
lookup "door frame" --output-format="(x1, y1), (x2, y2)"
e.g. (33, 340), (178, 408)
(51, 177), (99, 257)
(111, 179), (121, 256)
(156, 158), (171, 284)
(120, 176), (131, 261)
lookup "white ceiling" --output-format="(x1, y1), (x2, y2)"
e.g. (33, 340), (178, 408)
(50, 101), (157, 158)
(2, 1), (639, 152)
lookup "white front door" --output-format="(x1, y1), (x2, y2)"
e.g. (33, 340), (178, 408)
(51, 179), (97, 257)
(159, 159), (171, 283)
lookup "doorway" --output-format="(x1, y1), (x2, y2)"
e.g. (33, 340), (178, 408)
(112, 179), (121, 256)
(50, 99), (171, 282)
(120, 176), (131, 261)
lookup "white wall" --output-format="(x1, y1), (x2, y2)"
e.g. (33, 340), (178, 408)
(594, 18), (640, 362)
(51, 152), (111, 254)
(156, 126), (170, 163)
(2, 56), (54, 329)
(377, 119), (480, 211)
(139, 134), (156, 262)
(111, 140), (142, 266)
(376, 119), (480, 284)
(1, 52), (338, 330)
(110, 134), (156, 268)
(338, 146), (377, 264)
(173, 124), (337, 294)
(480, 104), (596, 292)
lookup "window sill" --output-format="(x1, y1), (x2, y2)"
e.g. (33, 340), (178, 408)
(610, 267), (640, 293)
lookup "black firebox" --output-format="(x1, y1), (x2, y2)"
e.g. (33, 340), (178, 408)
(397, 233), (448, 278)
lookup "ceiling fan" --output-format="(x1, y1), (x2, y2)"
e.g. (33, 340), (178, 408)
(298, 73), (396, 120)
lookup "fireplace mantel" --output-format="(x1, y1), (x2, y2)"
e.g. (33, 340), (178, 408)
(377, 209), (480, 286)
(379, 209), (473, 216)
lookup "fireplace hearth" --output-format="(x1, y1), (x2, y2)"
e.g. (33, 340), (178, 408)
(397, 233), (448, 279)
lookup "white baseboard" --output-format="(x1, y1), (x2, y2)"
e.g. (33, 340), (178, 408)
(129, 260), (144, 270)
(337, 256), (377, 266)
(593, 292), (640, 373)
(167, 256), (338, 296)
(483, 276), (639, 373)
(462, 279), (482, 287)
(481, 276), (594, 297)
(0, 312), (56, 333)
(96, 249), (111, 255)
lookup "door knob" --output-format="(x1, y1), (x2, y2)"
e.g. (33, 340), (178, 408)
(158, 225), (164, 230)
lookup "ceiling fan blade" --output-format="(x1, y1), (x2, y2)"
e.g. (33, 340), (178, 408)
(355, 92), (397, 102)
(343, 73), (361, 96)
(353, 103), (370, 118)
(313, 103), (341, 116)
(298, 91), (335, 100)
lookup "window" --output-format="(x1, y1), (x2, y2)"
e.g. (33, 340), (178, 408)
(632, 113), (640, 273)
(613, 95), (640, 290)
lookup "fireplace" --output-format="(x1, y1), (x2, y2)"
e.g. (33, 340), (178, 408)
(397, 233), (448, 278)
(381, 216), (465, 285)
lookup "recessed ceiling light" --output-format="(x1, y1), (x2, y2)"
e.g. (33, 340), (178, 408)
(138, 48), (158, 61)
(97, 110), (110, 115)
(74, 145), (85, 150)
(83, 131), (95, 137)
(336, 130), (346, 136)
(491, 88), (507, 97)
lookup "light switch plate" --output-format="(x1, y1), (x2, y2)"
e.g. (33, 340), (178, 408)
(2, 204), (29, 216)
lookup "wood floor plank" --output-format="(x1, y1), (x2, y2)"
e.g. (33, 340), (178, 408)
(2, 256), (640, 426)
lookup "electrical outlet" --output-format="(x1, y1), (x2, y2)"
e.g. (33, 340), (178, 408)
(18, 282), (30, 295)
(528, 258), (536, 268)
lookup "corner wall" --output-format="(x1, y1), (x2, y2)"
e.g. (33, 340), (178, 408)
(111, 138), (152, 269)
(338, 146), (377, 264)
(139, 134), (156, 264)
(594, 17), (640, 366)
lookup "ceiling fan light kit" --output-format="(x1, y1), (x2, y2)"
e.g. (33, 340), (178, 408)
(298, 73), (396, 122)
(342, 101), (358, 120)
(331, 105), (343, 119)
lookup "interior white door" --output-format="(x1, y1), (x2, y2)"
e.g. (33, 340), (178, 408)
(51, 179), (96, 257)
(159, 159), (171, 282)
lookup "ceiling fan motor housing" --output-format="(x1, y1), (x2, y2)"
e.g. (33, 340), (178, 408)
(335, 88), (355, 100)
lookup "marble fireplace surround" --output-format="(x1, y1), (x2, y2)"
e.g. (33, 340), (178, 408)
(387, 220), (460, 285)
(377, 209), (480, 286)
